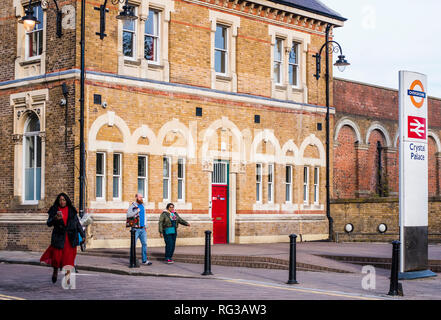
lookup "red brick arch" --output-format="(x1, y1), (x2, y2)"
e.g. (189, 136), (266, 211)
(333, 125), (358, 199)
(428, 136), (440, 196)
(366, 130), (388, 196)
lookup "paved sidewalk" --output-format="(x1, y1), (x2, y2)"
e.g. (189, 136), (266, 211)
(82, 241), (441, 273)
(1, 248), (441, 300)
(0, 242), (440, 300)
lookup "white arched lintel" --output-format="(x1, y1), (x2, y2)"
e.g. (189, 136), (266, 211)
(334, 117), (363, 143)
(365, 122), (392, 147)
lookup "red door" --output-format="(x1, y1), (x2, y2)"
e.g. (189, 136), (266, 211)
(212, 185), (228, 244)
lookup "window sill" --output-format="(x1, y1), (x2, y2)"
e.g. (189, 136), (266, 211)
(148, 62), (164, 70)
(216, 74), (232, 82)
(275, 84), (287, 91)
(281, 202), (299, 212)
(90, 200), (130, 209)
(301, 204), (324, 211)
(157, 201), (192, 210)
(19, 57), (41, 66)
(124, 58), (142, 66)
(252, 203), (280, 211)
(21, 201), (39, 206)
(291, 86), (303, 92)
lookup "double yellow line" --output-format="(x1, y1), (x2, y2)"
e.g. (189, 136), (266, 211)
(0, 293), (26, 301)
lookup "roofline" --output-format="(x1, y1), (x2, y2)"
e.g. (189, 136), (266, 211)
(334, 77), (441, 101)
(268, 0), (347, 22)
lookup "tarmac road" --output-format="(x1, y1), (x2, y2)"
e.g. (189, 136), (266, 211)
(0, 263), (385, 301)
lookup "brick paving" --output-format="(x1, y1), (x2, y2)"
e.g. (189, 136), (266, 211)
(82, 241), (441, 273)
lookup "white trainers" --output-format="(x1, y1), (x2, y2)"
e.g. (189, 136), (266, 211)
(142, 260), (153, 265)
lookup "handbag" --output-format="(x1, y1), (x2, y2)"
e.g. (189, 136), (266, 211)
(126, 213), (140, 228)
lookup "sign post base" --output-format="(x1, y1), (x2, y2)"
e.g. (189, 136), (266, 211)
(399, 270), (437, 280)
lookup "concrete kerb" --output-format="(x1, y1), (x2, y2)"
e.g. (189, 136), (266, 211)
(78, 250), (353, 274)
(0, 258), (218, 281)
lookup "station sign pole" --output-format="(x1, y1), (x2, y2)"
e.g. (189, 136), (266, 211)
(399, 71), (436, 279)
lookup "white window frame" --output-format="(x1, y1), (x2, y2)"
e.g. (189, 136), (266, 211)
(163, 156), (171, 202)
(24, 3), (44, 61)
(22, 116), (42, 205)
(267, 163), (274, 204)
(177, 158), (185, 202)
(144, 8), (161, 63)
(113, 153), (122, 201)
(96, 152), (106, 201)
(214, 24), (228, 75)
(289, 41), (300, 88)
(314, 167), (320, 205)
(274, 37), (284, 85)
(137, 155), (148, 201)
(303, 166), (309, 205)
(285, 165), (292, 203)
(256, 163), (262, 203)
(122, 5), (138, 60)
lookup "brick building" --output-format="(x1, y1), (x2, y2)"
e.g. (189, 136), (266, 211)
(332, 78), (441, 242)
(0, 0), (347, 250)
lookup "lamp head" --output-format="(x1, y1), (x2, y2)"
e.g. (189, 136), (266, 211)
(334, 55), (350, 73)
(19, 6), (40, 32)
(116, 5), (138, 21)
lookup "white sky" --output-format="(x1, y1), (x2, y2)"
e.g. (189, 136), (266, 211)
(322, 0), (441, 98)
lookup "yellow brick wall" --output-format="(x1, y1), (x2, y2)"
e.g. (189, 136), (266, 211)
(84, 83), (328, 212)
(169, 1), (211, 87)
(74, 0), (338, 247)
(76, 0), (333, 106)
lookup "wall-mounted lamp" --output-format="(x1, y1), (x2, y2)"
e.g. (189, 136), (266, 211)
(96, 0), (138, 40)
(19, 0), (40, 32)
(19, 0), (63, 37)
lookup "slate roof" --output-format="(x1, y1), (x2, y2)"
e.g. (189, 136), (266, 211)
(268, 0), (346, 21)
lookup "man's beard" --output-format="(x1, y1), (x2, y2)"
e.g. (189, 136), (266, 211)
(137, 199), (143, 204)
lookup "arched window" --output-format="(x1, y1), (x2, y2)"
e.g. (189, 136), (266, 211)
(23, 113), (41, 203)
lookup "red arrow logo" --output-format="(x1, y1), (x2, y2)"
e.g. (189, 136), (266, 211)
(408, 116), (426, 140)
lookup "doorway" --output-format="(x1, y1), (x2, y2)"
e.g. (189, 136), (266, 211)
(211, 160), (229, 244)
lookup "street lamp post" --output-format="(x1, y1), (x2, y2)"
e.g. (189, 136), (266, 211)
(312, 24), (350, 241)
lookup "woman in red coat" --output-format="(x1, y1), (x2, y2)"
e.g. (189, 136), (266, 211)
(40, 193), (85, 283)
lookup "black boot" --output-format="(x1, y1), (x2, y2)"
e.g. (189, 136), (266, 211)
(52, 268), (58, 283)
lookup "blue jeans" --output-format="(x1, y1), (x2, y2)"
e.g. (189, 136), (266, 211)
(134, 227), (148, 262)
(164, 233), (177, 260)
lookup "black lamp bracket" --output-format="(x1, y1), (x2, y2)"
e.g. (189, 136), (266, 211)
(52, 0), (63, 38)
(31, 0), (63, 37)
(313, 40), (344, 80)
(95, 0), (127, 40)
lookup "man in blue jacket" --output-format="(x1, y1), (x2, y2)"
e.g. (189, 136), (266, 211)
(127, 194), (152, 265)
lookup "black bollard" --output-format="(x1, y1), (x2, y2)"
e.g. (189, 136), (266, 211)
(129, 228), (138, 268)
(202, 230), (213, 276)
(388, 240), (403, 296)
(287, 234), (299, 285)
